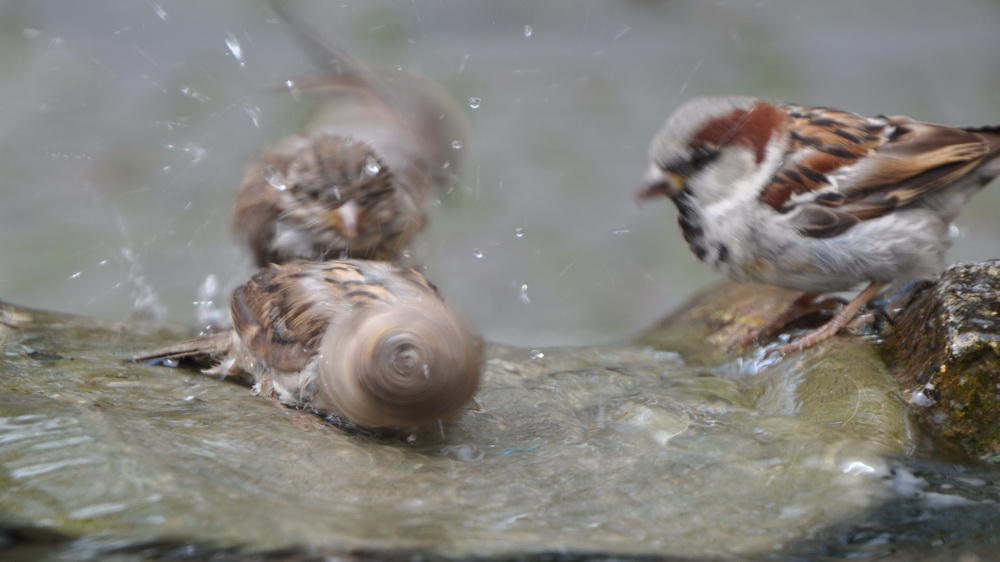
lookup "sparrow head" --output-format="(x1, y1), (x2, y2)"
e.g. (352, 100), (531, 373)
(236, 132), (426, 266)
(640, 96), (789, 206)
(315, 297), (482, 430)
(284, 133), (395, 239)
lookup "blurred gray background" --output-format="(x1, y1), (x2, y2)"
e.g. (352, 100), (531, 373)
(1, 0), (998, 347)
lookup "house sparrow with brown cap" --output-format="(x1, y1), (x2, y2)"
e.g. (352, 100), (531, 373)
(131, 259), (482, 431)
(640, 96), (1000, 354)
(233, 3), (467, 267)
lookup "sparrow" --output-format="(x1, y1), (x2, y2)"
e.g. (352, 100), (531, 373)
(639, 96), (1000, 353)
(233, 3), (468, 267)
(131, 259), (482, 431)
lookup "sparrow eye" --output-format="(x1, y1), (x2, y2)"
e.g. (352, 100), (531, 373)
(686, 145), (720, 173)
(661, 145), (719, 177)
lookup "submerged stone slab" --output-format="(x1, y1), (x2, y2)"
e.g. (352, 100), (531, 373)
(880, 261), (1000, 460)
(0, 299), (915, 559)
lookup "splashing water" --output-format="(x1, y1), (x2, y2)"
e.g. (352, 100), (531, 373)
(243, 103), (261, 128)
(164, 143), (207, 165)
(194, 274), (227, 332)
(286, 80), (301, 101)
(120, 247), (166, 322)
(150, 2), (167, 20)
(262, 166), (287, 191)
(224, 30), (245, 68)
(180, 87), (210, 103)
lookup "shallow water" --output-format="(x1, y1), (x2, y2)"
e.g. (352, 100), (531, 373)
(3, 302), (999, 560)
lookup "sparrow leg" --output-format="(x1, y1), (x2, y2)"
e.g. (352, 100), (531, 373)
(737, 292), (847, 348)
(772, 281), (887, 355)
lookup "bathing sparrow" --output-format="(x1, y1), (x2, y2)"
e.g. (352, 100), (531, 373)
(131, 259), (482, 430)
(233, 3), (467, 267)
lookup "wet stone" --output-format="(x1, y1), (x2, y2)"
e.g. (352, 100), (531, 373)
(0, 299), (915, 559)
(880, 260), (1000, 460)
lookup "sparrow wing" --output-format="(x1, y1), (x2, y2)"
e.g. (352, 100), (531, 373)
(763, 105), (993, 238)
(231, 261), (346, 373)
(128, 331), (230, 365)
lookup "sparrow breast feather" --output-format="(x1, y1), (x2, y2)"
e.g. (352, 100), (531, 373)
(641, 95), (1000, 353)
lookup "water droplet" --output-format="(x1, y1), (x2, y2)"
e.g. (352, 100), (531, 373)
(243, 103), (261, 128)
(401, 249), (412, 259)
(529, 350), (544, 360)
(224, 30), (245, 68)
(286, 80), (301, 101)
(468, 97), (481, 109)
(441, 443), (484, 463)
(523, 25), (533, 38)
(150, 2), (168, 19)
(23, 28), (40, 39)
(98, 260), (108, 266)
(514, 227), (524, 238)
(262, 166), (287, 191)
(180, 86), (210, 103)
(612, 225), (631, 235)
(198, 274), (218, 299)
(948, 224), (961, 238)
(164, 142), (207, 164)
(69, 272), (82, 280)
(163, 358), (179, 368)
(332, 186), (342, 201)
(519, 284), (530, 304)
(451, 140), (463, 150)
(364, 156), (381, 176)
(472, 248), (484, 259)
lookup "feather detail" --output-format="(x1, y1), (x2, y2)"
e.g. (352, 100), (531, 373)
(763, 106), (996, 237)
(128, 331), (231, 366)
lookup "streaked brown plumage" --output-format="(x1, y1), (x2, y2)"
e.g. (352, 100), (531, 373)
(640, 96), (1000, 353)
(233, 3), (467, 267)
(131, 259), (482, 430)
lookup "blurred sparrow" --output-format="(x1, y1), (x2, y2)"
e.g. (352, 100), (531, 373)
(132, 259), (482, 430)
(640, 96), (1000, 353)
(233, 3), (467, 267)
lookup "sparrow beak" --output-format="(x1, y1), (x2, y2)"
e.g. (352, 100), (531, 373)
(330, 200), (361, 238)
(637, 163), (686, 201)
